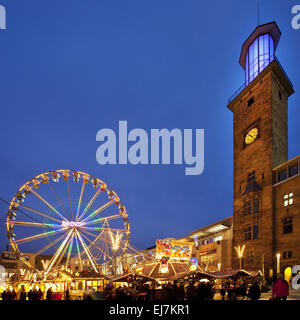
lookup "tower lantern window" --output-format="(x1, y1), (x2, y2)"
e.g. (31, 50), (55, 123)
(245, 33), (274, 85)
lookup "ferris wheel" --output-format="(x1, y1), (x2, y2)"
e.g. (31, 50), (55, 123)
(6, 170), (130, 278)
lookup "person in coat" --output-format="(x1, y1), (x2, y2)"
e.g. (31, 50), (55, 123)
(248, 282), (261, 300)
(46, 287), (53, 300)
(19, 286), (27, 300)
(272, 274), (289, 301)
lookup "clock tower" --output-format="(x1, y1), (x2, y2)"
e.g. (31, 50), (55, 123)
(227, 22), (294, 278)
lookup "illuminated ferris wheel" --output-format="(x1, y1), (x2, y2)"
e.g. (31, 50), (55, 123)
(6, 170), (130, 278)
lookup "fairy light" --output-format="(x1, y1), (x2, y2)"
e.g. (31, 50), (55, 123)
(110, 231), (123, 252)
(235, 245), (245, 269)
(41, 259), (50, 270)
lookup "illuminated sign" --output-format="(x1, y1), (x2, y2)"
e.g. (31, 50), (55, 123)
(61, 221), (85, 228)
(198, 243), (216, 253)
(198, 249), (217, 256)
(156, 239), (192, 261)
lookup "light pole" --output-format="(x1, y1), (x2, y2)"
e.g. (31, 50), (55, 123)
(276, 253), (281, 274)
(235, 245), (245, 269)
(114, 250), (117, 277)
(262, 253), (265, 281)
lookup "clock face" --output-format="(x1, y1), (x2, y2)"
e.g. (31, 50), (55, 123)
(245, 127), (259, 145)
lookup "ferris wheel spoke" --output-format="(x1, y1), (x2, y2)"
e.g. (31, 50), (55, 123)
(75, 180), (87, 221)
(56, 232), (74, 267)
(81, 199), (115, 223)
(15, 228), (67, 245)
(79, 229), (101, 239)
(48, 180), (72, 221)
(65, 236), (74, 269)
(93, 249), (104, 262)
(76, 230), (99, 270)
(30, 189), (67, 222)
(77, 187), (102, 221)
(80, 226), (128, 232)
(12, 221), (62, 229)
(35, 231), (70, 256)
(104, 230), (112, 260)
(44, 229), (74, 277)
(66, 178), (74, 221)
(21, 204), (61, 223)
(78, 230), (106, 259)
(75, 229), (98, 273)
(74, 233), (83, 272)
(84, 213), (123, 226)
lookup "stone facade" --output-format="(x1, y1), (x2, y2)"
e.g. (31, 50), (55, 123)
(227, 22), (297, 280)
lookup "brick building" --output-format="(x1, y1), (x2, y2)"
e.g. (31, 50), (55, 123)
(227, 21), (299, 281)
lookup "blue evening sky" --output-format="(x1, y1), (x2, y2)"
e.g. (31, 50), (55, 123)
(0, 0), (299, 251)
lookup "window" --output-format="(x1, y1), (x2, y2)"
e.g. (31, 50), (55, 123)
(283, 251), (292, 259)
(284, 193), (294, 207)
(243, 199), (259, 215)
(199, 254), (217, 266)
(289, 165), (298, 177)
(283, 217), (293, 234)
(245, 33), (274, 85)
(279, 91), (282, 100)
(253, 199), (259, 213)
(247, 170), (256, 182)
(248, 97), (255, 107)
(244, 201), (252, 215)
(253, 224), (259, 239)
(244, 225), (252, 241)
(278, 171), (287, 182)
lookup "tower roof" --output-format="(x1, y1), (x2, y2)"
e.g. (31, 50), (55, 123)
(239, 21), (281, 69)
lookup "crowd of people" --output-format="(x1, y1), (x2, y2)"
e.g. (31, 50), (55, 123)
(1, 285), (44, 300)
(0, 274), (290, 301)
(92, 279), (262, 301)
